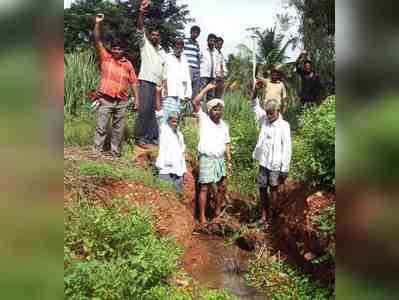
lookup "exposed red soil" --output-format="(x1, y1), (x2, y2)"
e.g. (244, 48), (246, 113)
(64, 146), (335, 284)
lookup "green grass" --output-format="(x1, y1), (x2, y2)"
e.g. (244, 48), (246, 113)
(64, 51), (100, 116)
(79, 161), (175, 191)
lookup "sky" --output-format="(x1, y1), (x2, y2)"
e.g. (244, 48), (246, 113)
(64, 0), (301, 60)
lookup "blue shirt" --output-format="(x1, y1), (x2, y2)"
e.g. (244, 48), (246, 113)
(183, 37), (200, 69)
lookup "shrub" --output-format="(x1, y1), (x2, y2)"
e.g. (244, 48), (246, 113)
(64, 199), (181, 299)
(312, 202), (336, 236)
(291, 96), (335, 189)
(247, 256), (333, 299)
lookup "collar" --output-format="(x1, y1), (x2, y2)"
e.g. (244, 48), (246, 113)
(268, 114), (282, 126)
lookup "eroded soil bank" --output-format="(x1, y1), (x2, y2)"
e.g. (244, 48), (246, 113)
(64, 147), (334, 296)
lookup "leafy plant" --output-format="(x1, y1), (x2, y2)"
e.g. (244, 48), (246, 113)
(64, 199), (182, 299)
(291, 96), (335, 189)
(312, 202), (336, 235)
(247, 253), (333, 299)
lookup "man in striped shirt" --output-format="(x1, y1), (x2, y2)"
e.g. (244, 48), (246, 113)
(183, 25), (201, 101)
(93, 13), (139, 157)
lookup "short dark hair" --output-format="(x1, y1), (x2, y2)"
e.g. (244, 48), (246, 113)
(190, 25), (201, 33)
(304, 60), (312, 65)
(216, 36), (224, 43)
(110, 38), (127, 49)
(174, 38), (184, 46)
(207, 33), (217, 41)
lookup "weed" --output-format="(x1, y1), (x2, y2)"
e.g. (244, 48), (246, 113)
(246, 249), (333, 299)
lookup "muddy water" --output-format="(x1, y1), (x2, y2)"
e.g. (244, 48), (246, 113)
(190, 237), (267, 300)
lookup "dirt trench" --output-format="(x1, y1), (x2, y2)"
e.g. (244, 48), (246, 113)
(64, 146), (334, 286)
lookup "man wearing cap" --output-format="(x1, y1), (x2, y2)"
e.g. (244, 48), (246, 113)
(193, 83), (232, 225)
(154, 87), (187, 195)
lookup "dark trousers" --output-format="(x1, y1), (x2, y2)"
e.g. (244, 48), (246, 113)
(135, 80), (159, 145)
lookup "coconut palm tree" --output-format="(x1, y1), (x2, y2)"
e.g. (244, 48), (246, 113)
(247, 26), (297, 76)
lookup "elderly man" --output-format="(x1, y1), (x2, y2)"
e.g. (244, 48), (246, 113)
(193, 83), (232, 225)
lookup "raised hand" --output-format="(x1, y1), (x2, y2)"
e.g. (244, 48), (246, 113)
(95, 13), (104, 23)
(140, 0), (150, 12)
(205, 82), (217, 91)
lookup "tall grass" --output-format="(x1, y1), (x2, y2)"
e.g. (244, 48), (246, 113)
(223, 91), (254, 122)
(64, 51), (100, 116)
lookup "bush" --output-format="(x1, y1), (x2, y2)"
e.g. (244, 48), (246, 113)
(291, 96), (335, 188)
(247, 256), (333, 299)
(64, 199), (181, 299)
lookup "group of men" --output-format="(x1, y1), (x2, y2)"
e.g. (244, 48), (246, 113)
(92, 0), (227, 156)
(88, 0), (323, 227)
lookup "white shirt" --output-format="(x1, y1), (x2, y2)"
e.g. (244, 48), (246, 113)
(252, 98), (291, 172)
(215, 50), (227, 77)
(200, 47), (218, 78)
(155, 110), (187, 176)
(197, 108), (230, 158)
(138, 31), (167, 85)
(163, 53), (192, 99)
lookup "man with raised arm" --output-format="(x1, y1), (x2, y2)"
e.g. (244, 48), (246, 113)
(249, 80), (291, 229)
(134, 0), (167, 147)
(193, 84), (232, 225)
(93, 13), (139, 157)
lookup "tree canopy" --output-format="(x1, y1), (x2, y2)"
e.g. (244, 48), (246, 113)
(64, 0), (193, 64)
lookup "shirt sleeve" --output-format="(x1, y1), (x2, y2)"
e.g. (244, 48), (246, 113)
(251, 97), (266, 122)
(196, 107), (207, 120)
(281, 83), (287, 100)
(137, 30), (146, 49)
(281, 122), (292, 173)
(180, 134), (188, 173)
(129, 64), (139, 85)
(155, 109), (164, 129)
(225, 124), (231, 144)
(184, 59), (192, 98)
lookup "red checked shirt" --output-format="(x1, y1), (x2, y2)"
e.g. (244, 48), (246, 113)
(98, 51), (138, 101)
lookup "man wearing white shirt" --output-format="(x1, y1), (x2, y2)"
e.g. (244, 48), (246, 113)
(200, 34), (219, 102)
(215, 36), (227, 98)
(135, 0), (167, 146)
(250, 80), (292, 229)
(161, 38), (192, 123)
(154, 87), (187, 195)
(193, 83), (232, 225)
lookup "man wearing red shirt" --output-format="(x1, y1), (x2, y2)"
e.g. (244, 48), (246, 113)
(93, 13), (139, 156)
